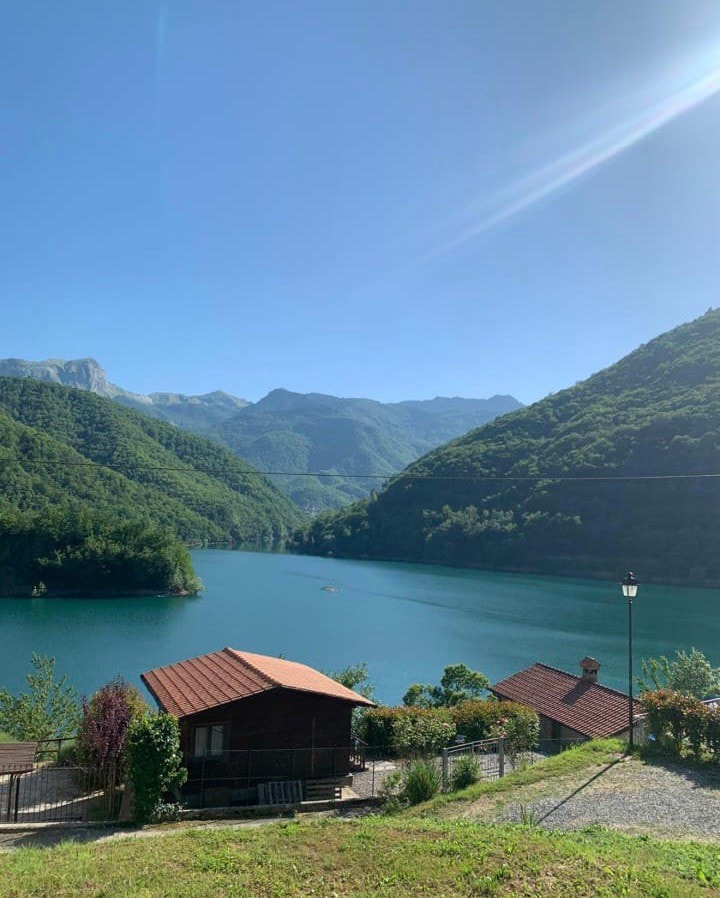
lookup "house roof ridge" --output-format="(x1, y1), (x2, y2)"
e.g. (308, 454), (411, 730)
(223, 647), (282, 690)
(532, 661), (638, 702)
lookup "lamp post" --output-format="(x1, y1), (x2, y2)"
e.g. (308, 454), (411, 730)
(621, 571), (639, 750)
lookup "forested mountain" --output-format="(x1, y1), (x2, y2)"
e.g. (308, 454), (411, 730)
(0, 359), (521, 512)
(210, 390), (522, 511)
(294, 309), (720, 586)
(0, 378), (302, 548)
(0, 358), (249, 430)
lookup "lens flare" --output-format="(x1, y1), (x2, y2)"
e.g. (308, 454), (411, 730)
(432, 54), (720, 257)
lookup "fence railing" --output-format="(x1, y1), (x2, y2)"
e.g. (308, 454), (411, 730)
(0, 764), (120, 823)
(0, 735), (593, 821)
(441, 737), (505, 787)
(183, 745), (363, 808)
(34, 737), (76, 764)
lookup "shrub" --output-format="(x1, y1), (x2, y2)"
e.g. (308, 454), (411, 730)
(500, 705), (540, 758)
(706, 711), (720, 760)
(402, 759), (441, 805)
(78, 678), (147, 777)
(640, 689), (715, 759)
(449, 754), (479, 791)
(450, 700), (539, 757)
(392, 709), (455, 757)
(126, 714), (187, 825)
(361, 706), (454, 757)
(378, 770), (404, 814)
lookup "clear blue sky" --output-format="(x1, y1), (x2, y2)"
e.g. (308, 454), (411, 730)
(3, 1), (720, 404)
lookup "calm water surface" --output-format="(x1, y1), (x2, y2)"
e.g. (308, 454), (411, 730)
(0, 550), (716, 703)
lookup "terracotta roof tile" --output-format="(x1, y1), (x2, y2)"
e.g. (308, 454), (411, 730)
(491, 663), (641, 739)
(141, 648), (375, 718)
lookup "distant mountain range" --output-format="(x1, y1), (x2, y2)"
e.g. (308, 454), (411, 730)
(294, 308), (720, 586)
(0, 358), (522, 511)
(0, 358), (249, 430)
(209, 389), (522, 510)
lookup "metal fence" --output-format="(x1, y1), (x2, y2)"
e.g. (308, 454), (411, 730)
(0, 736), (592, 822)
(441, 736), (505, 786)
(0, 764), (121, 823)
(182, 745), (365, 808)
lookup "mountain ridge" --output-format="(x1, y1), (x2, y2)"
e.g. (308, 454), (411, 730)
(294, 308), (720, 586)
(0, 357), (523, 512)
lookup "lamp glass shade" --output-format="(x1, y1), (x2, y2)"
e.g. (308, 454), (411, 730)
(621, 573), (639, 598)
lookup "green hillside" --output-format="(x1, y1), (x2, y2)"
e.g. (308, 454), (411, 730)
(0, 377), (303, 549)
(211, 389), (522, 512)
(294, 309), (720, 585)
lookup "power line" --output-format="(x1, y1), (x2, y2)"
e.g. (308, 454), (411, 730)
(10, 457), (720, 484)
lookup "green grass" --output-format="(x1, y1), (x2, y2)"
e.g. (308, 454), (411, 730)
(1, 816), (719, 897)
(1, 740), (711, 897)
(418, 739), (624, 813)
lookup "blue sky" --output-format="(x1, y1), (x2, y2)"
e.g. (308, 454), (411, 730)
(2, 1), (720, 404)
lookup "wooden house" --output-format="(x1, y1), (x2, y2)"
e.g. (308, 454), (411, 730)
(141, 648), (375, 805)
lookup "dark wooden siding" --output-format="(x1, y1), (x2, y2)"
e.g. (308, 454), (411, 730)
(178, 688), (354, 779)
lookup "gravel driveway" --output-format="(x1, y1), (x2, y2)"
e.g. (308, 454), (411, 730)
(462, 755), (720, 841)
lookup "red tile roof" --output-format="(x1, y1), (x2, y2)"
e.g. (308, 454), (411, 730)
(141, 648), (376, 718)
(491, 663), (642, 739)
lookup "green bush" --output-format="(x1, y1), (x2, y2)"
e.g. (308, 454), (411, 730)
(126, 714), (187, 825)
(450, 700), (539, 756)
(640, 689), (717, 759)
(402, 760), (441, 805)
(361, 706), (454, 757)
(449, 754), (479, 791)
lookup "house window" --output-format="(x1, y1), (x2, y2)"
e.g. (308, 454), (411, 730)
(193, 724), (228, 757)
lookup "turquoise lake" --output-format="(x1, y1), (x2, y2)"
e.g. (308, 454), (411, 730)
(0, 550), (716, 704)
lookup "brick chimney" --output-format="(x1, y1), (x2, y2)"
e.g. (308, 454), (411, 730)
(579, 657), (600, 683)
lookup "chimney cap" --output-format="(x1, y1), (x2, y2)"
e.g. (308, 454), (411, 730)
(579, 656), (600, 670)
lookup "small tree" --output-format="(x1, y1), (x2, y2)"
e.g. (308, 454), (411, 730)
(328, 662), (376, 733)
(328, 663), (375, 701)
(78, 678), (147, 774)
(0, 654), (79, 741)
(638, 648), (720, 699)
(126, 713), (187, 825)
(403, 664), (490, 708)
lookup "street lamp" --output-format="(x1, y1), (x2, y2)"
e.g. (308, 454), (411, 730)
(621, 572), (639, 750)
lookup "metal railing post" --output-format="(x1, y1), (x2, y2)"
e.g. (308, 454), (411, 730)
(13, 775), (21, 823)
(441, 748), (449, 790)
(498, 738), (505, 778)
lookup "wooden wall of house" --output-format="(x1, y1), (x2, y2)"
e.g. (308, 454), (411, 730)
(179, 688), (355, 778)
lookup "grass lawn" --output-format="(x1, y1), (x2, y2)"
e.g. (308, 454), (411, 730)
(2, 740), (717, 897)
(1, 816), (719, 897)
(418, 739), (625, 816)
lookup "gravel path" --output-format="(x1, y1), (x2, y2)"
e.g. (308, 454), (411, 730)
(481, 757), (720, 841)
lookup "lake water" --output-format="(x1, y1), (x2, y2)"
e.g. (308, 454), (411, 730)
(0, 550), (716, 704)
